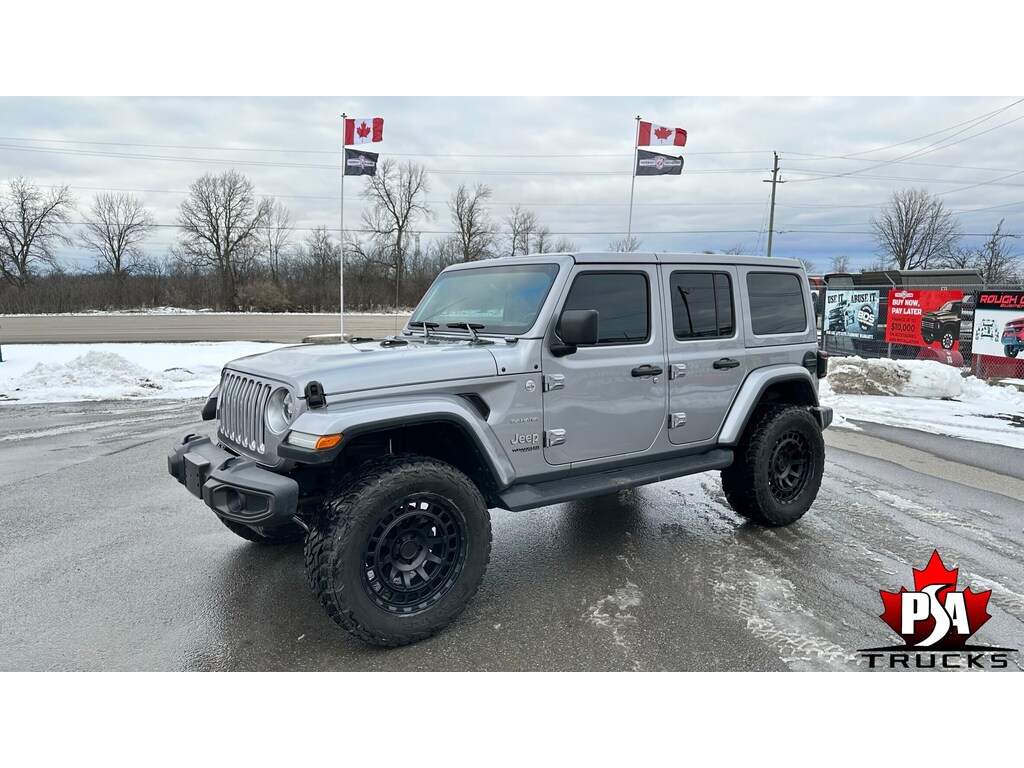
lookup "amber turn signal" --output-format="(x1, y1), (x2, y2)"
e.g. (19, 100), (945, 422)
(314, 434), (343, 450)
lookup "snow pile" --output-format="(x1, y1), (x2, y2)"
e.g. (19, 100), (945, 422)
(820, 356), (1024, 449)
(0, 343), (287, 403)
(825, 356), (963, 399)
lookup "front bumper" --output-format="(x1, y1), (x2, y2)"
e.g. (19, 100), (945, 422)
(167, 434), (299, 527)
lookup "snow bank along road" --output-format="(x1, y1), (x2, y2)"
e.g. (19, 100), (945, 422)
(1, 399), (1021, 671)
(0, 313), (412, 343)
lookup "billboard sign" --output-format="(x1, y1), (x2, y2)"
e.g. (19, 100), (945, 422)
(885, 289), (963, 350)
(974, 291), (1024, 359)
(824, 289), (879, 339)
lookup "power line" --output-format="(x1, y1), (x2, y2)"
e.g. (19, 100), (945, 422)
(790, 98), (1024, 162)
(0, 143), (764, 175)
(787, 108), (1024, 184)
(0, 135), (772, 158)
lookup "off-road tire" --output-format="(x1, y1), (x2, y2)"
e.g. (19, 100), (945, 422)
(218, 516), (306, 545)
(1006, 346), (1019, 358)
(304, 454), (491, 647)
(721, 404), (825, 527)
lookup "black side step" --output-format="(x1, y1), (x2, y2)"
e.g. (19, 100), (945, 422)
(497, 449), (734, 512)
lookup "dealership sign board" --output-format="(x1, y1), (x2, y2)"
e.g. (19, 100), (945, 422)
(885, 289), (963, 351)
(973, 291), (1024, 359)
(824, 289), (879, 339)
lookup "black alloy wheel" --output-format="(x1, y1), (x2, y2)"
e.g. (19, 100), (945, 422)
(362, 495), (466, 614)
(768, 429), (812, 503)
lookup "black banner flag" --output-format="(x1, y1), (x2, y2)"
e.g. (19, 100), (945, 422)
(635, 149), (684, 176)
(345, 148), (379, 176)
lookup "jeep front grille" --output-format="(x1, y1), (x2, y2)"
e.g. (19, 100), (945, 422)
(218, 372), (274, 455)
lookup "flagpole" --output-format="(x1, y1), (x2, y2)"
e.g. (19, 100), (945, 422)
(627, 115), (640, 246)
(339, 112), (346, 338)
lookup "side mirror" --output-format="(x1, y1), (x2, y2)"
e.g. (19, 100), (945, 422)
(552, 309), (599, 357)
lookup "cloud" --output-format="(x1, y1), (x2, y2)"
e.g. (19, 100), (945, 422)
(1, 96), (1022, 273)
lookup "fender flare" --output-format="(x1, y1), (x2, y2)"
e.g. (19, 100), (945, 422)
(285, 394), (515, 488)
(718, 365), (818, 446)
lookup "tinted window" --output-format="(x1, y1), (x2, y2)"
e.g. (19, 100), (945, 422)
(410, 263), (560, 335)
(670, 272), (734, 339)
(560, 272), (649, 344)
(747, 272), (807, 335)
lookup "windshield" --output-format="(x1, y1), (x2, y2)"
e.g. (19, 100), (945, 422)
(410, 263), (561, 335)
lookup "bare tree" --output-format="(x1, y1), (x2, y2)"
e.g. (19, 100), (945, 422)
(797, 257), (816, 273)
(360, 160), (432, 308)
(503, 205), (539, 256)
(933, 244), (975, 270)
(78, 192), (156, 305)
(261, 198), (294, 286)
(173, 170), (271, 310)
(608, 236), (642, 253)
(449, 183), (496, 262)
(974, 218), (1021, 283)
(869, 188), (961, 270)
(295, 225), (339, 311)
(0, 177), (76, 287)
(829, 254), (851, 273)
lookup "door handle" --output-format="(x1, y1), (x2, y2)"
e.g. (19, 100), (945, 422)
(713, 358), (740, 370)
(631, 365), (663, 377)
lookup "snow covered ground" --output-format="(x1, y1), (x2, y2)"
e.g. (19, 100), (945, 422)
(0, 343), (289, 403)
(820, 356), (1024, 450)
(1, 345), (1022, 449)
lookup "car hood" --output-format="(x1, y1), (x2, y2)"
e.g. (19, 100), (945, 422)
(225, 339), (499, 395)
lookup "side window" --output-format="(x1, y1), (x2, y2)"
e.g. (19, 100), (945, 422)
(747, 272), (808, 335)
(560, 272), (649, 344)
(670, 271), (734, 339)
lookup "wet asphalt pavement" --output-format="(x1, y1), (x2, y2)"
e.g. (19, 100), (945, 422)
(1, 399), (1022, 671)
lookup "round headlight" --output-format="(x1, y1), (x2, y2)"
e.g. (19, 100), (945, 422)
(266, 387), (296, 434)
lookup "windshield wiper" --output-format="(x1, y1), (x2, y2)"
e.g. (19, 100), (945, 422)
(411, 321), (439, 339)
(446, 322), (486, 343)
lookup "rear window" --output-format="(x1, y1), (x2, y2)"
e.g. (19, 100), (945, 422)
(746, 272), (807, 335)
(670, 271), (734, 339)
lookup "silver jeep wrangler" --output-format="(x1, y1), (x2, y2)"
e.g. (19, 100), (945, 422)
(169, 253), (832, 646)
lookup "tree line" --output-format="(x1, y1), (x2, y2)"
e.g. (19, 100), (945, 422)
(833, 187), (1021, 281)
(1, 172), (1021, 315)
(0, 165), (582, 314)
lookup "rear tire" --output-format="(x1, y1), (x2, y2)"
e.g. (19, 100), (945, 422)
(721, 404), (825, 527)
(1006, 346), (1019, 358)
(218, 516), (306, 545)
(941, 328), (956, 350)
(305, 454), (491, 647)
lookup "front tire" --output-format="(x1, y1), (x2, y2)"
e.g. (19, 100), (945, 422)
(1006, 346), (1019, 358)
(305, 454), (491, 647)
(721, 404), (825, 527)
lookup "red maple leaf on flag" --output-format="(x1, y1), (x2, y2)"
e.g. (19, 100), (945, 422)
(878, 550), (991, 648)
(654, 126), (672, 141)
(357, 121), (371, 139)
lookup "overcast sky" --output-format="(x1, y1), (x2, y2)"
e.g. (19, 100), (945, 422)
(2, 96), (1022, 274)
(3, 1), (1022, 276)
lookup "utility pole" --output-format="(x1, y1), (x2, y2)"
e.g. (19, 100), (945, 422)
(763, 151), (785, 258)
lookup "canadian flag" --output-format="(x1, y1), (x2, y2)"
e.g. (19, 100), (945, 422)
(344, 117), (384, 145)
(638, 120), (687, 147)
